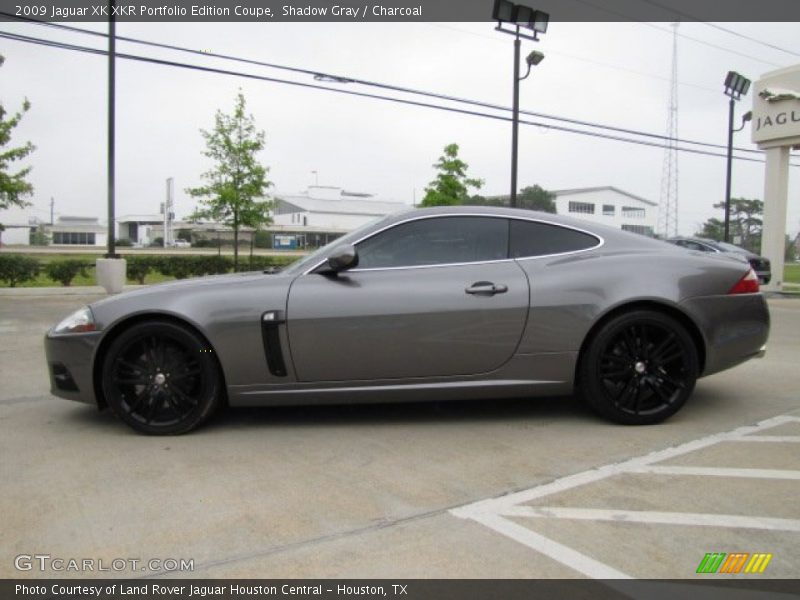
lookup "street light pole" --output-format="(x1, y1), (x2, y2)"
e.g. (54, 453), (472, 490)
(492, 1), (548, 209)
(724, 96), (735, 243)
(511, 31), (521, 208)
(722, 70), (751, 244)
(106, 0), (116, 258)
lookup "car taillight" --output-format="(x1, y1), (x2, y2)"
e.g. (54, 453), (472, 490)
(729, 268), (760, 294)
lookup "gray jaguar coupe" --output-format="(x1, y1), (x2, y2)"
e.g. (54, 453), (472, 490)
(44, 207), (769, 434)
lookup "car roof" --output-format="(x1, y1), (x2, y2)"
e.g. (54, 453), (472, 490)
(382, 205), (665, 250)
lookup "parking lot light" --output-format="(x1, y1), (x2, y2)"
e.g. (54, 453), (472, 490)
(492, 0), (548, 207)
(722, 70), (752, 242)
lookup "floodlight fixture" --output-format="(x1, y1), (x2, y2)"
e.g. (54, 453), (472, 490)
(526, 50), (545, 67)
(724, 71), (751, 100)
(531, 10), (549, 33)
(493, 0), (549, 41)
(492, 0), (515, 22)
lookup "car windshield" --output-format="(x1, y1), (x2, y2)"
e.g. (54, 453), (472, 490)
(279, 214), (396, 275)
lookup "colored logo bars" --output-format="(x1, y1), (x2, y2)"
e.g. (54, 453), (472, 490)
(696, 552), (773, 574)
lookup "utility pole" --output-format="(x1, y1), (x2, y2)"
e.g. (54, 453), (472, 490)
(164, 177), (174, 247)
(50, 197), (54, 225)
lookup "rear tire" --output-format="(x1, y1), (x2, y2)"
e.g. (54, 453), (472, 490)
(578, 310), (698, 425)
(101, 320), (222, 435)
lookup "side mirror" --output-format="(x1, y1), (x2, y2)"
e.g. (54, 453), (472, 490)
(323, 244), (359, 273)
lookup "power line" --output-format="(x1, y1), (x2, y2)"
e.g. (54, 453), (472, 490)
(1, 28), (797, 170)
(426, 23), (721, 95)
(631, 0), (800, 58)
(0, 13), (773, 157)
(570, 0), (787, 69)
(701, 23), (800, 59)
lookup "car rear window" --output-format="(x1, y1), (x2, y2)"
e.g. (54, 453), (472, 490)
(510, 219), (600, 258)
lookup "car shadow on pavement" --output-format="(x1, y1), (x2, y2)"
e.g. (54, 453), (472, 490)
(60, 393), (595, 434)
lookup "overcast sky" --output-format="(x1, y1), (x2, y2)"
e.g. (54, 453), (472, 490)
(1, 20), (799, 236)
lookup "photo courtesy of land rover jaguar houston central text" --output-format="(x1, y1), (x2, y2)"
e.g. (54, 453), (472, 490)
(44, 207), (770, 434)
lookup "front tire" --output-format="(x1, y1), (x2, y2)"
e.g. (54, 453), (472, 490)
(578, 310), (699, 425)
(101, 320), (222, 435)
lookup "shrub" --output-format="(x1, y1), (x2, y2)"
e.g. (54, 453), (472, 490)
(150, 237), (164, 247)
(253, 231), (272, 248)
(245, 254), (299, 272)
(0, 254), (40, 287)
(194, 255), (232, 276)
(156, 256), (196, 279)
(192, 238), (218, 248)
(45, 260), (88, 287)
(126, 256), (153, 284)
(115, 238), (133, 247)
(30, 230), (50, 246)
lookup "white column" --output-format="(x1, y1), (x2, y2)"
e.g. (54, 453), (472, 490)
(760, 146), (790, 292)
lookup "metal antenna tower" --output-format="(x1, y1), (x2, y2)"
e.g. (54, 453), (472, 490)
(658, 22), (680, 238)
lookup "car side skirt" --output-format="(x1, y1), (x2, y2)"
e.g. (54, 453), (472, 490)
(226, 352), (576, 407)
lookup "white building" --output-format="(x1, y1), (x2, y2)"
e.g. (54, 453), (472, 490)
(553, 186), (657, 236)
(272, 186), (409, 231)
(117, 214), (164, 246)
(47, 216), (107, 246)
(0, 223), (34, 246)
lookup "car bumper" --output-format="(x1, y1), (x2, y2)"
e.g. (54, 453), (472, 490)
(43, 330), (103, 405)
(681, 293), (770, 377)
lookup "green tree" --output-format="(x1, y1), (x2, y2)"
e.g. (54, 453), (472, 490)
(420, 143), (483, 207)
(697, 217), (724, 241)
(463, 185), (556, 213)
(0, 55), (36, 212)
(786, 234), (797, 263)
(187, 92), (273, 270)
(697, 198), (763, 253)
(517, 185), (556, 213)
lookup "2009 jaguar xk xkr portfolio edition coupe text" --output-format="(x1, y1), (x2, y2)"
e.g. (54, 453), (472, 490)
(45, 207), (769, 434)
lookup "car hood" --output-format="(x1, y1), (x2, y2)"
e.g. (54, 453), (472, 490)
(89, 270), (290, 311)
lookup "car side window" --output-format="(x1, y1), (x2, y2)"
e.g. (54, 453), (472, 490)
(686, 241), (711, 252)
(356, 216), (509, 269)
(509, 219), (599, 258)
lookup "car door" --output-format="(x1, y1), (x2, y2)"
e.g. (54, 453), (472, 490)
(286, 215), (530, 382)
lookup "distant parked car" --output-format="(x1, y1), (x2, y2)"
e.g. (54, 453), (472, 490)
(170, 240), (191, 248)
(666, 237), (771, 284)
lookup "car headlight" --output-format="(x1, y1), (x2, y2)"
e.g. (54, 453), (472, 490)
(53, 307), (97, 334)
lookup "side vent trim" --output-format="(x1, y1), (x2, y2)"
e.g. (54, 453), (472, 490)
(261, 311), (288, 377)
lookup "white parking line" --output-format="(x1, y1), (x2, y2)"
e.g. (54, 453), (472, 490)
(626, 465), (800, 480)
(735, 435), (800, 443)
(498, 506), (800, 532)
(468, 511), (631, 579)
(452, 414), (799, 518)
(451, 414), (800, 579)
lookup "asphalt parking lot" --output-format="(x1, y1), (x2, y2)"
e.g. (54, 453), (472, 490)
(1, 291), (798, 579)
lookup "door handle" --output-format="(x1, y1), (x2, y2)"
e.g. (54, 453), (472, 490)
(465, 281), (508, 295)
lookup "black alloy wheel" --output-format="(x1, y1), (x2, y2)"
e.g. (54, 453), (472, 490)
(102, 320), (222, 434)
(579, 310), (699, 425)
